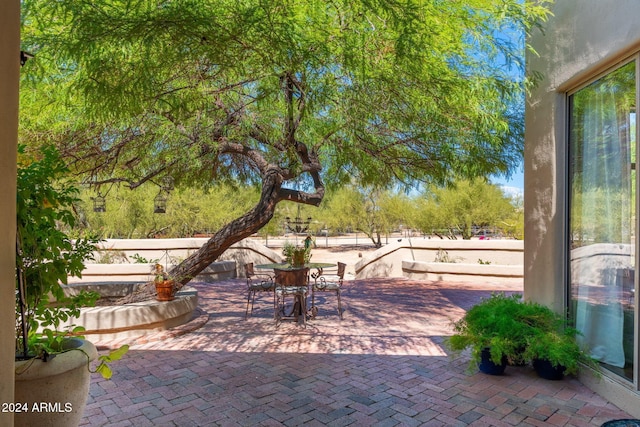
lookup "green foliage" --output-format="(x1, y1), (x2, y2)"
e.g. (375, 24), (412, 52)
(19, 0), (546, 284)
(15, 144), (127, 378)
(131, 253), (157, 264)
(16, 144), (100, 357)
(501, 195), (524, 239)
(446, 292), (599, 376)
(447, 293), (528, 368)
(524, 328), (599, 376)
(282, 241), (311, 266)
(93, 345), (130, 380)
(20, 0), (551, 190)
(77, 184), (260, 239)
(311, 185), (419, 245)
(447, 293), (556, 366)
(74, 179), (522, 241)
(416, 178), (518, 239)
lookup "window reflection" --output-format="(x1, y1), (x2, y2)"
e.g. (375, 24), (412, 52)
(569, 61), (636, 381)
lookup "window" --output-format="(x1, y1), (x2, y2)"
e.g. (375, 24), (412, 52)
(568, 60), (636, 382)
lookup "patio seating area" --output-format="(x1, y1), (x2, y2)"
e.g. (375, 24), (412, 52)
(81, 277), (632, 426)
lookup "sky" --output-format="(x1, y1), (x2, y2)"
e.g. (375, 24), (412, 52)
(491, 166), (524, 198)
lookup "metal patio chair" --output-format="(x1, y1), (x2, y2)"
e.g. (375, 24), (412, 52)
(244, 263), (275, 319)
(311, 262), (346, 319)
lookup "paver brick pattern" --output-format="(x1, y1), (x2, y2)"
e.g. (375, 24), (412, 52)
(80, 278), (632, 426)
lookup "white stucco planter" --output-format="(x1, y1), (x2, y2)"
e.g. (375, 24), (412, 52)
(62, 286), (198, 341)
(14, 338), (98, 427)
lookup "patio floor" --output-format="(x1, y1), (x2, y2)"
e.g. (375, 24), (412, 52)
(80, 277), (633, 426)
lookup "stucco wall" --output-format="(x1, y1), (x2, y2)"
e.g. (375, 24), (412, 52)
(525, 1), (640, 416)
(355, 239), (523, 280)
(525, 1), (640, 311)
(0, 2), (19, 425)
(84, 238), (282, 280)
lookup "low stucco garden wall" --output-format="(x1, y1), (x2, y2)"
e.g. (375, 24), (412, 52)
(355, 239), (523, 284)
(73, 237), (522, 285)
(73, 238), (283, 282)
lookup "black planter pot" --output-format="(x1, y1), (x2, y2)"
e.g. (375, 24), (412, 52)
(478, 348), (507, 375)
(533, 358), (565, 380)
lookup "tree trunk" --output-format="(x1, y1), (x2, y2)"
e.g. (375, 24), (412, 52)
(119, 168), (287, 303)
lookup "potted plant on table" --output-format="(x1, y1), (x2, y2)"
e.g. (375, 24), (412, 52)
(282, 241), (311, 267)
(15, 145), (128, 427)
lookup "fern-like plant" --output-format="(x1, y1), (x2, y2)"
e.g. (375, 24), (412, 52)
(445, 292), (599, 377)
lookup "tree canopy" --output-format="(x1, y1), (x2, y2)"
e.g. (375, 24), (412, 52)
(19, 0), (551, 294)
(415, 178), (517, 239)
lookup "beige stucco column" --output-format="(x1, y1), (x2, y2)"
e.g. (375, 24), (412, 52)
(525, 0), (640, 417)
(0, 1), (19, 426)
(525, 0), (640, 311)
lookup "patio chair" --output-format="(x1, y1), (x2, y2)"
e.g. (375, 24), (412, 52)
(311, 262), (346, 319)
(244, 263), (275, 319)
(274, 267), (310, 327)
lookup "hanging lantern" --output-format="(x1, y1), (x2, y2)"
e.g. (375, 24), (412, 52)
(92, 195), (106, 213)
(154, 192), (167, 214)
(283, 206), (312, 234)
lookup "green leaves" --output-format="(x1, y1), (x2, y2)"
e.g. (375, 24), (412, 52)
(415, 178), (517, 239)
(93, 345), (130, 380)
(20, 0), (551, 190)
(445, 291), (598, 376)
(16, 144), (102, 359)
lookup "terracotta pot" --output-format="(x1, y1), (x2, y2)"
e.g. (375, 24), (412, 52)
(14, 338), (97, 427)
(155, 280), (175, 301)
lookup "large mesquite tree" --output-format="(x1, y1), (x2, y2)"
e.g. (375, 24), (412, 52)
(19, 0), (550, 299)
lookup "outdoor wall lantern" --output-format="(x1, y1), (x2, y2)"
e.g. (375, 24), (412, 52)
(154, 191), (168, 214)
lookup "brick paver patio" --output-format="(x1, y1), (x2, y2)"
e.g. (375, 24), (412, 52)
(80, 277), (633, 426)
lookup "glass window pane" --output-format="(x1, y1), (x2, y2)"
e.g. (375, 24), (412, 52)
(569, 61), (636, 382)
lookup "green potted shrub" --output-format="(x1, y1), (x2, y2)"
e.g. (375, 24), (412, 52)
(445, 293), (530, 374)
(445, 293), (565, 374)
(14, 144), (128, 426)
(446, 291), (600, 379)
(524, 327), (599, 380)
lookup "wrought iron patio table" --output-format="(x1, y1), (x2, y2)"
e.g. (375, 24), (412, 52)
(256, 263), (335, 323)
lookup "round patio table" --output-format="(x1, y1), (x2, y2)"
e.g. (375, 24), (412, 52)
(255, 262), (336, 271)
(255, 262), (336, 282)
(256, 263), (336, 323)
